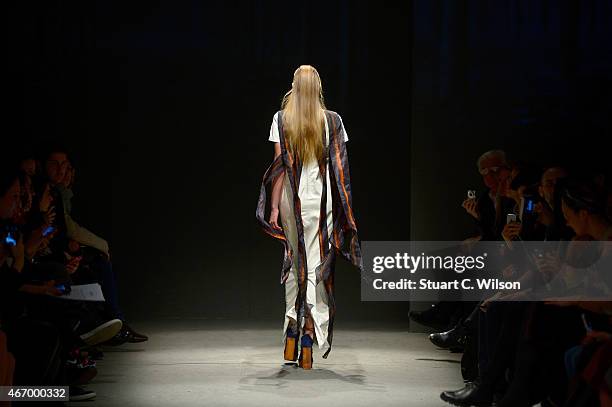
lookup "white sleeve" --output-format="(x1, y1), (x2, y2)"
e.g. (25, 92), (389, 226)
(338, 114), (349, 142)
(268, 112), (280, 143)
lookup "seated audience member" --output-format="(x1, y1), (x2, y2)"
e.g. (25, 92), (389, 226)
(411, 150), (514, 334)
(537, 166), (574, 240)
(43, 146), (148, 344)
(499, 163), (548, 247)
(1, 156), (123, 401)
(440, 173), (612, 407)
(495, 176), (612, 406)
(463, 149), (514, 241)
(425, 151), (515, 359)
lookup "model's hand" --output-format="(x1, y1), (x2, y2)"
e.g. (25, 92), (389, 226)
(269, 208), (281, 230)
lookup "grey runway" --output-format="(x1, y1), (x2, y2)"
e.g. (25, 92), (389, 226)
(71, 319), (462, 407)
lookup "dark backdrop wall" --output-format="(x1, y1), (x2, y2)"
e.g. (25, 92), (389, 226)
(6, 1), (612, 324)
(410, 0), (612, 240)
(6, 1), (413, 322)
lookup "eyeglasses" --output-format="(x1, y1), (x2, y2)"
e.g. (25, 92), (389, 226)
(479, 166), (508, 176)
(46, 160), (70, 170)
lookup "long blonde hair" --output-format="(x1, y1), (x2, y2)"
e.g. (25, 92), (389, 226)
(281, 65), (326, 164)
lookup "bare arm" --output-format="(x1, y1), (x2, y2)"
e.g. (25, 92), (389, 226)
(269, 143), (284, 229)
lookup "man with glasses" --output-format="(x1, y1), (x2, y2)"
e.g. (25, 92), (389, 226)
(45, 151), (109, 258)
(462, 149), (512, 240)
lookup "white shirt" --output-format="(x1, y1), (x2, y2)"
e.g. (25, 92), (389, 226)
(268, 111), (349, 143)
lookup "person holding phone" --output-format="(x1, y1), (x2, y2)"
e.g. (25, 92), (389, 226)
(500, 165), (546, 245)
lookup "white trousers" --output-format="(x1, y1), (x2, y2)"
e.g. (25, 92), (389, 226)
(279, 159), (334, 352)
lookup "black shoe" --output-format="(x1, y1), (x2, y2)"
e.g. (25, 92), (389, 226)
(429, 324), (467, 351)
(440, 381), (477, 401)
(409, 304), (450, 330)
(102, 325), (130, 346)
(123, 322), (149, 343)
(440, 380), (493, 406)
(103, 322), (148, 346)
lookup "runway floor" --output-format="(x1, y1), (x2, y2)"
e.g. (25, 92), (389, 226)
(71, 319), (463, 407)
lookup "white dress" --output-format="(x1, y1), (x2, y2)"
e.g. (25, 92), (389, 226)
(268, 112), (349, 352)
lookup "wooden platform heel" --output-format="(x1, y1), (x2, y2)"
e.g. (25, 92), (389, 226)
(283, 325), (299, 362)
(298, 335), (313, 369)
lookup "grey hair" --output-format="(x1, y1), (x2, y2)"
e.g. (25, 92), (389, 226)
(477, 149), (507, 170)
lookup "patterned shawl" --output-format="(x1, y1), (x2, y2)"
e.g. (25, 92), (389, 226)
(256, 109), (363, 358)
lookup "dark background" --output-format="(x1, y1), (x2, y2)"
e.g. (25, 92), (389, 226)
(410, 0), (612, 240)
(5, 1), (611, 323)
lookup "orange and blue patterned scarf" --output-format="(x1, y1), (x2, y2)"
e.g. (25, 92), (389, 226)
(256, 110), (363, 358)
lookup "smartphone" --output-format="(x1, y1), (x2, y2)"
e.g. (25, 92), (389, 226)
(524, 198), (536, 214)
(506, 213), (517, 224)
(42, 225), (55, 237)
(467, 190), (476, 199)
(519, 196), (537, 222)
(4, 231), (17, 247)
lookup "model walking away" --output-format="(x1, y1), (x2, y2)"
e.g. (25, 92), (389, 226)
(256, 65), (363, 369)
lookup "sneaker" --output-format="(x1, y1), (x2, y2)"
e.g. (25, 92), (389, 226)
(78, 319), (123, 346)
(69, 386), (96, 401)
(66, 348), (96, 369)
